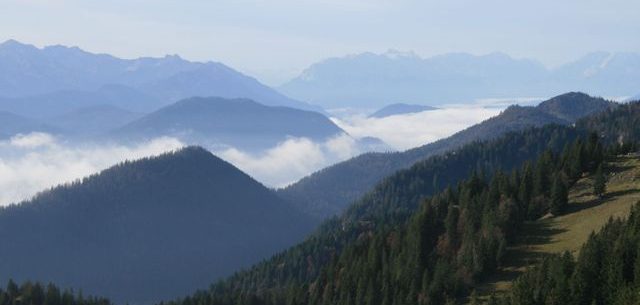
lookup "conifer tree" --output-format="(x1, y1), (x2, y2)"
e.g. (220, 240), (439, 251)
(593, 164), (606, 197)
(550, 175), (568, 215)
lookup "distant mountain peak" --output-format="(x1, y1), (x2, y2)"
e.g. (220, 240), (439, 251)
(369, 103), (437, 118)
(0, 39), (38, 52)
(383, 49), (420, 60)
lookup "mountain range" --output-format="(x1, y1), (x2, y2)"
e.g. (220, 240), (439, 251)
(0, 147), (314, 304)
(280, 50), (640, 108)
(278, 92), (615, 218)
(0, 111), (56, 139)
(0, 39), (315, 113)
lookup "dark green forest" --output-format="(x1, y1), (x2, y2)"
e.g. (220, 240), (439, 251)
(0, 147), (313, 304)
(0, 281), (109, 305)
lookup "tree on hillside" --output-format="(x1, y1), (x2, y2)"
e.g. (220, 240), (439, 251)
(551, 175), (568, 215)
(593, 164), (606, 197)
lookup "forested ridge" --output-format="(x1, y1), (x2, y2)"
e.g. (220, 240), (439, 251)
(161, 101), (639, 305)
(279, 92), (614, 219)
(0, 280), (110, 305)
(0, 147), (313, 304)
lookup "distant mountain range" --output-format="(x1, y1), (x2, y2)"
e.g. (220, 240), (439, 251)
(280, 50), (640, 108)
(0, 39), (315, 113)
(109, 97), (348, 152)
(0, 147), (314, 304)
(368, 103), (437, 118)
(278, 92), (616, 218)
(0, 84), (159, 117)
(42, 104), (143, 138)
(0, 111), (56, 139)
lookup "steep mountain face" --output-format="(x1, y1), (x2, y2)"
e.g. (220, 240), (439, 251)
(280, 50), (640, 108)
(0, 147), (314, 304)
(278, 92), (615, 218)
(110, 97), (345, 152)
(368, 103), (437, 118)
(0, 111), (56, 138)
(0, 40), (313, 113)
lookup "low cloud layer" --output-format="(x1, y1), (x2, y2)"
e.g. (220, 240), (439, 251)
(0, 133), (184, 206)
(332, 106), (503, 150)
(0, 106), (503, 203)
(218, 106), (502, 186)
(215, 133), (361, 188)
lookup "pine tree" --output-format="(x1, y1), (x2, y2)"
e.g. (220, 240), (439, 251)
(550, 175), (568, 215)
(593, 164), (606, 198)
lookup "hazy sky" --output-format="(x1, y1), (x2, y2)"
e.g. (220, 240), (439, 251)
(2, 0), (639, 85)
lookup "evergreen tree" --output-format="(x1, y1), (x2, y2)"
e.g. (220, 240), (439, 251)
(550, 175), (568, 215)
(593, 164), (606, 197)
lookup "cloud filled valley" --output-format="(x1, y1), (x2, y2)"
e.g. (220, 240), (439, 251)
(0, 105), (504, 205)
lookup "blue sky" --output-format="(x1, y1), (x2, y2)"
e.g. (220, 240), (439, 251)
(2, 0), (639, 85)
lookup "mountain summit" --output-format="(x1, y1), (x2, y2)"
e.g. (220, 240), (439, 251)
(110, 97), (345, 152)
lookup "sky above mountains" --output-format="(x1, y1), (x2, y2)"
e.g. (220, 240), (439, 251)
(2, 0), (639, 85)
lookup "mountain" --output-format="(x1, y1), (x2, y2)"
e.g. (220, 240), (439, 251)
(368, 103), (437, 118)
(110, 97), (345, 152)
(0, 147), (314, 304)
(280, 50), (640, 108)
(42, 104), (143, 137)
(278, 92), (615, 218)
(138, 64), (311, 110)
(552, 51), (640, 95)
(0, 84), (158, 118)
(0, 39), (314, 112)
(166, 101), (640, 305)
(0, 111), (56, 138)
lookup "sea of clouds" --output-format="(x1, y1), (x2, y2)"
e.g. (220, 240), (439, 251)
(0, 105), (503, 205)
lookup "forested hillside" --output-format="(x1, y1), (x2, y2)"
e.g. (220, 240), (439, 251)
(164, 102), (639, 305)
(279, 92), (614, 219)
(0, 147), (313, 304)
(0, 280), (110, 305)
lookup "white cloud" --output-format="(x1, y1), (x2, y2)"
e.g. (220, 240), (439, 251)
(0, 133), (184, 206)
(0, 106), (503, 202)
(331, 106), (503, 150)
(214, 106), (504, 187)
(7, 132), (56, 148)
(216, 134), (362, 188)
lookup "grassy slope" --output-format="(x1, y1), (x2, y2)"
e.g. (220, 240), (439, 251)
(474, 154), (640, 299)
